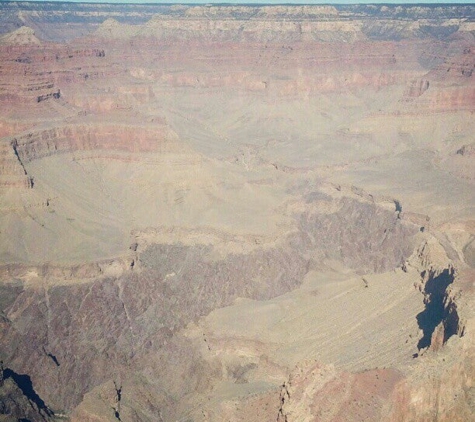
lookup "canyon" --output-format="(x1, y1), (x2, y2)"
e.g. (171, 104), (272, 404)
(0, 3), (474, 422)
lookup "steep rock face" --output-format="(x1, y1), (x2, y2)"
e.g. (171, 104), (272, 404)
(0, 42), (109, 109)
(88, 4), (475, 44)
(388, 318), (474, 422)
(401, 49), (475, 112)
(296, 195), (415, 273)
(10, 123), (183, 163)
(230, 247), (470, 422)
(433, 48), (475, 80)
(74, 36), (431, 109)
(385, 244), (475, 422)
(0, 372), (55, 422)
(0, 53), (58, 107)
(0, 8), (468, 125)
(415, 267), (462, 352)
(138, 16), (366, 43)
(0, 139), (33, 189)
(0, 122), (184, 190)
(1, 3), (474, 43)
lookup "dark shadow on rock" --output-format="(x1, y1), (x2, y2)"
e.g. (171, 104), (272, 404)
(416, 268), (455, 350)
(3, 368), (54, 418)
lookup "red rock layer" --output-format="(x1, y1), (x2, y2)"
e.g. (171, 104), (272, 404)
(11, 123), (182, 164)
(0, 44), (110, 106)
(402, 49), (475, 112)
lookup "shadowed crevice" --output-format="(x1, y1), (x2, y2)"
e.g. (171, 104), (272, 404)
(3, 368), (54, 419)
(416, 268), (456, 350)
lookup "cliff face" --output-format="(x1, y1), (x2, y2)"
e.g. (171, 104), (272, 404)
(387, 268), (475, 422)
(401, 49), (475, 112)
(1, 3), (474, 42)
(0, 44), (109, 107)
(11, 124), (181, 163)
(0, 4), (474, 422)
(0, 139), (33, 189)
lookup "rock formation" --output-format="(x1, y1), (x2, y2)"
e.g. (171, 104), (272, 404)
(0, 3), (474, 422)
(0, 26), (41, 46)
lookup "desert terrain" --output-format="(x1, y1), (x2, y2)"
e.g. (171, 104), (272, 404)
(0, 2), (474, 421)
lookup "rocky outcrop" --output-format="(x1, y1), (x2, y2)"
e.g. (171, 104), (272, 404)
(0, 255), (136, 283)
(296, 193), (417, 273)
(415, 266), (460, 351)
(401, 49), (475, 112)
(9, 122), (184, 163)
(0, 139), (33, 189)
(0, 26), (41, 46)
(2, 5), (468, 125)
(0, 41), (109, 111)
(405, 79), (430, 97)
(0, 363), (56, 422)
(1, 3), (474, 43)
(387, 293), (474, 422)
(88, 5), (475, 44)
(456, 143), (475, 156)
(0, 122), (185, 189)
(258, 240), (472, 422)
(275, 362), (404, 422)
(137, 16), (366, 43)
(385, 237), (475, 422)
